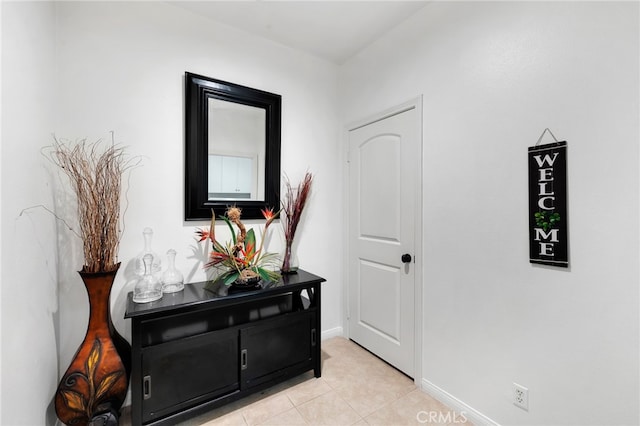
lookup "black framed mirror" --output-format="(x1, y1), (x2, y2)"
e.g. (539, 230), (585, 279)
(185, 72), (281, 220)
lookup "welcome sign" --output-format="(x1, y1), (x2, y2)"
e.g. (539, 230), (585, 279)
(528, 141), (568, 267)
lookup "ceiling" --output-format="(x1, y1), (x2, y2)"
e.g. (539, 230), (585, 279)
(169, 1), (430, 64)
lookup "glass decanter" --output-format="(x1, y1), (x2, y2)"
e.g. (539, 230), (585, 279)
(133, 254), (163, 303)
(162, 249), (184, 294)
(135, 227), (161, 276)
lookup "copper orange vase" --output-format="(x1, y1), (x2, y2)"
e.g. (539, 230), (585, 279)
(55, 264), (131, 425)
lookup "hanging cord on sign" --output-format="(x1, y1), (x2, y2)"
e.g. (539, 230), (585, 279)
(535, 128), (559, 146)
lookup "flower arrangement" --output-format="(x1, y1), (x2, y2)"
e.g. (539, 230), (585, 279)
(197, 206), (281, 286)
(281, 172), (313, 273)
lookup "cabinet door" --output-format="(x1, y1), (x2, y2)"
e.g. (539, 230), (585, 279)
(240, 312), (315, 389)
(233, 156), (253, 194)
(141, 328), (238, 424)
(208, 154), (223, 195)
(221, 156), (252, 195)
(208, 155), (253, 198)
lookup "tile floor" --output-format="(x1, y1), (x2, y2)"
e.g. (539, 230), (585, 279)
(124, 337), (471, 425)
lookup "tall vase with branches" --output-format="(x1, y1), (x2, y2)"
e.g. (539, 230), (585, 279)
(48, 135), (138, 425)
(281, 172), (313, 273)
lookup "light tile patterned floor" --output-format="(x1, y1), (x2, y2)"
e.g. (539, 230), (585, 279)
(124, 337), (472, 425)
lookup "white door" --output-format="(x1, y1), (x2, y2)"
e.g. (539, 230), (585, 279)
(348, 103), (420, 377)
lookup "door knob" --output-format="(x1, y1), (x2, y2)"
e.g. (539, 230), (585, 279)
(401, 254), (412, 263)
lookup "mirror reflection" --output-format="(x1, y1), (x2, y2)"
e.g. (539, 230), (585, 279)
(207, 99), (265, 201)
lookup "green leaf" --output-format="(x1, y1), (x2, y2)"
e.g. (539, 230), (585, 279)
(222, 271), (240, 286)
(220, 215), (237, 245)
(245, 228), (256, 257)
(256, 267), (270, 281)
(213, 240), (226, 253)
(257, 267), (280, 283)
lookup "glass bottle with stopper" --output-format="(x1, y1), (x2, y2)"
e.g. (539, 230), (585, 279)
(133, 254), (163, 303)
(162, 249), (184, 293)
(135, 227), (161, 276)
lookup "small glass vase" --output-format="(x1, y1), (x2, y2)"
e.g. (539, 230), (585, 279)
(162, 249), (184, 294)
(281, 241), (299, 274)
(135, 227), (161, 276)
(133, 254), (163, 303)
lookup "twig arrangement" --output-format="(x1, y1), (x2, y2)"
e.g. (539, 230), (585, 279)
(281, 172), (313, 272)
(47, 135), (138, 273)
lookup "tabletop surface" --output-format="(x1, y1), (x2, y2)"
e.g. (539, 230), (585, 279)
(124, 269), (325, 319)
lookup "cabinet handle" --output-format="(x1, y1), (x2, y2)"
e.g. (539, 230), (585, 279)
(143, 375), (151, 400)
(311, 328), (317, 347)
(241, 349), (248, 370)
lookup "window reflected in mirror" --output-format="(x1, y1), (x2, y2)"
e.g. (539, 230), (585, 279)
(207, 98), (266, 201)
(208, 154), (258, 200)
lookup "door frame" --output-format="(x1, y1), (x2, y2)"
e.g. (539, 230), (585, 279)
(343, 96), (423, 384)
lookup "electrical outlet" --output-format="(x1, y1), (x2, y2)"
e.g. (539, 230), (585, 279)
(513, 383), (529, 410)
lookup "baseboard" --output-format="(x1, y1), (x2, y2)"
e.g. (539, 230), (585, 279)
(321, 326), (344, 341)
(421, 379), (499, 426)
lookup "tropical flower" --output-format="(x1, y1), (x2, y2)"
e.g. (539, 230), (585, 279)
(262, 207), (278, 226)
(197, 206), (281, 287)
(195, 228), (211, 242)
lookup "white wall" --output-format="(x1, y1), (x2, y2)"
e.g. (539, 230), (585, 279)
(340, 2), (639, 425)
(1, 2), (60, 424)
(1, 1), (342, 421)
(53, 0), (343, 374)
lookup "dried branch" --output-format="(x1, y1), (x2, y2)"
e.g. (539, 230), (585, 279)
(45, 134), (139, 273)
(19, 204), (81, 239)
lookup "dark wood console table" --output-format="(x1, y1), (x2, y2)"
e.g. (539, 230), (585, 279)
(124, 270), (325, 425)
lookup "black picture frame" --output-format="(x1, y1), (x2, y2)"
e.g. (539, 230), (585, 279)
(185, 72), (281, 221)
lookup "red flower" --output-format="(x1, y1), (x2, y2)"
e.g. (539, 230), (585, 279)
(210, 251), (227, 259)
(261, 207), (275, 220)
(195, 228), (211, 242)
(261, 207), (278, 228)
(204, 251), (226, 268)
